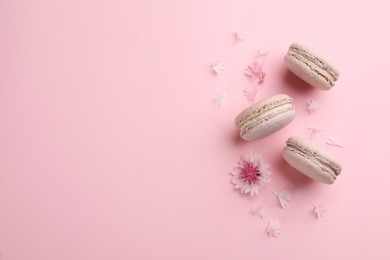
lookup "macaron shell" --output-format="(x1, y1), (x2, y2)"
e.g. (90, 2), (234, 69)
(282, 148), (336, 184)
(284, 54), (332, 90)
(241, 108), (295, 141)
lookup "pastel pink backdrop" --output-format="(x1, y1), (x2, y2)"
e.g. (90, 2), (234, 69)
(1, 0), (389, 259)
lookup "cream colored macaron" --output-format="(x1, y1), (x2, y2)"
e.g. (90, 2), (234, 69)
(284, 43), (340, 90)
(283, 136), (342, 184)
(234, 94), (296, 141)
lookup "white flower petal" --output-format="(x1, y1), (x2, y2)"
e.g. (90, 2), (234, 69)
(234, 180), (243, 188)
(256, 49), (268, 57)
(231, 177), (239, 184)
(233, 30), (245, 45)
(308, 126), (325, 139)
(307, 99), (319, 114)
(249, 152), (256, 163)
(272, 191), (292, 209)
(260, 163), (270, 174)
(266, 219), (282, 238)
(251, 185), (260, 195)
(326, 137), (345, 147)
(260, 174), (271, 183)
(250, 204), (266, 218)
(206, 61), (225, 76)
(312, 204), (328, 218)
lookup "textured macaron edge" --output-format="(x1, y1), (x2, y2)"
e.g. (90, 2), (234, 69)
(234, 94), (293, 128)
(285, 136), (342, 175)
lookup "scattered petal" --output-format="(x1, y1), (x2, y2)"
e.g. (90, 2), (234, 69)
(307, 99), (319, 115)
(255, 49), (268, 58)
(212, 91), (229, 108)
(326, 137), (345, 148)
(231, 152), (271, 196)
(206, 61), (225, 76)
(244, 60), (266, 84)
(308, 126), (325, 139)
(311, 203), (328, 219)
(272, 190), (291, 209)
(243, 84), (259, 102)
(266, 219), (282, 238)
(249, 204), (266, 218)
(233, 30), (245, 45)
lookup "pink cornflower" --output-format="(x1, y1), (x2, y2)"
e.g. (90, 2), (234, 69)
(231, 153), (271, 196)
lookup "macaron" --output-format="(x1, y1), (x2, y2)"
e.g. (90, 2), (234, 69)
(284, 43), (340, 90)
(282, 136), (342, 184)
(235, 94), (296, 141)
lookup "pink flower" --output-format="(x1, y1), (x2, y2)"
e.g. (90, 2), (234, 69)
(244, 60), (266, 84)
(231, 153), (271, 196)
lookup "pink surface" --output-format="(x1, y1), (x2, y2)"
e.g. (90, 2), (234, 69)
(1, 0), (390, 259)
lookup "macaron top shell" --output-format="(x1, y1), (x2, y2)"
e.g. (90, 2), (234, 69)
(234, 94), (293, 128)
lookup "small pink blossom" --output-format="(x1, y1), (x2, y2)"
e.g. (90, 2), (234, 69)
(231, 153), (271, 196)
(244, 60), (266, 84)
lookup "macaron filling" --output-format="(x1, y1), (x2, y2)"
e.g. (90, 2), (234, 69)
(240, 103), (293, 131)
(285, 142), (341, 176)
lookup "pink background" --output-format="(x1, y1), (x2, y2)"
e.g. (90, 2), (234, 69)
(1, 0), (390, 259)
